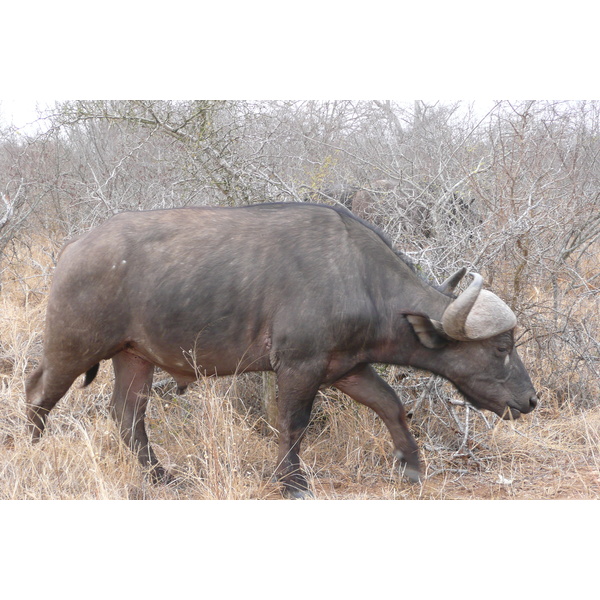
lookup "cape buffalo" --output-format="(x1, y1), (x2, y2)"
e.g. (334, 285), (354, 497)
(26, 203), (538, 498)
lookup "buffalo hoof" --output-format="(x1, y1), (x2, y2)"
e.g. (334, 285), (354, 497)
(272, 469), (314, 499)
(394, 450), (422, 484)
(149, 465), (176, 486)
(277, 476), (314, 499)
(400, 465), (422, 484)
(283, 486), (315, 500)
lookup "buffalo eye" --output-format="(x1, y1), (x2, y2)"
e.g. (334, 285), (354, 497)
(496, 346), (509, 355)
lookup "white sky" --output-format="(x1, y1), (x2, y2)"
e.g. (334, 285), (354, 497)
(0, 99), (54, 134)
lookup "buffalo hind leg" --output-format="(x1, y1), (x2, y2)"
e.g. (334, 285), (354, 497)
(334, 364), (421, 483)
(25, 365), (79, 441)
(274, 370), (321, 499)
(110, 351), (167, 483)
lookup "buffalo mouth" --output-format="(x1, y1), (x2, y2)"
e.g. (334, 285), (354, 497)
(502, 406), (522, 420)
(462, 393), (522, 420)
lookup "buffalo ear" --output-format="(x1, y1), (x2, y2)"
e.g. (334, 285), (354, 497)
(405, 314), (449, 349)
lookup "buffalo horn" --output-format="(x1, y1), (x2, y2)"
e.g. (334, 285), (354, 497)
(437, 267), (467, 294)
(441, 272), (517, 341)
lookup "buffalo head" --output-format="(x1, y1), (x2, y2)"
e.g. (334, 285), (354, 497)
(405, 271), (538, 420)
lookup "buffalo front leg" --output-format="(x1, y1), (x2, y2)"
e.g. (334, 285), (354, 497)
(334, 364), (421, 483)
(110, 351), (167, 483)
(273, 371), (321, 499)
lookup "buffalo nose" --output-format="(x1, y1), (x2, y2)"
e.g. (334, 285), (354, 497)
(529, 395), (539, 410)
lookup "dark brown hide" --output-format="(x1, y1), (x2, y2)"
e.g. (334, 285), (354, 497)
(26, 203), (537, 497)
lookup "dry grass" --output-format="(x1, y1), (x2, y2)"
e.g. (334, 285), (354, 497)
(1, 240), (599, 500)
(2, 364), (599, 500)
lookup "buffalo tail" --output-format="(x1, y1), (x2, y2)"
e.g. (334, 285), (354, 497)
(82, 363), (100, 387)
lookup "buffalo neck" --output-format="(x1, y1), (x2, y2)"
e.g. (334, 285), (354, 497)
(366, 268), (453, 366)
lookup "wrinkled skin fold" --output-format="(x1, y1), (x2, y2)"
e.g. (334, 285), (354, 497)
(25, 203), (538, 498)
